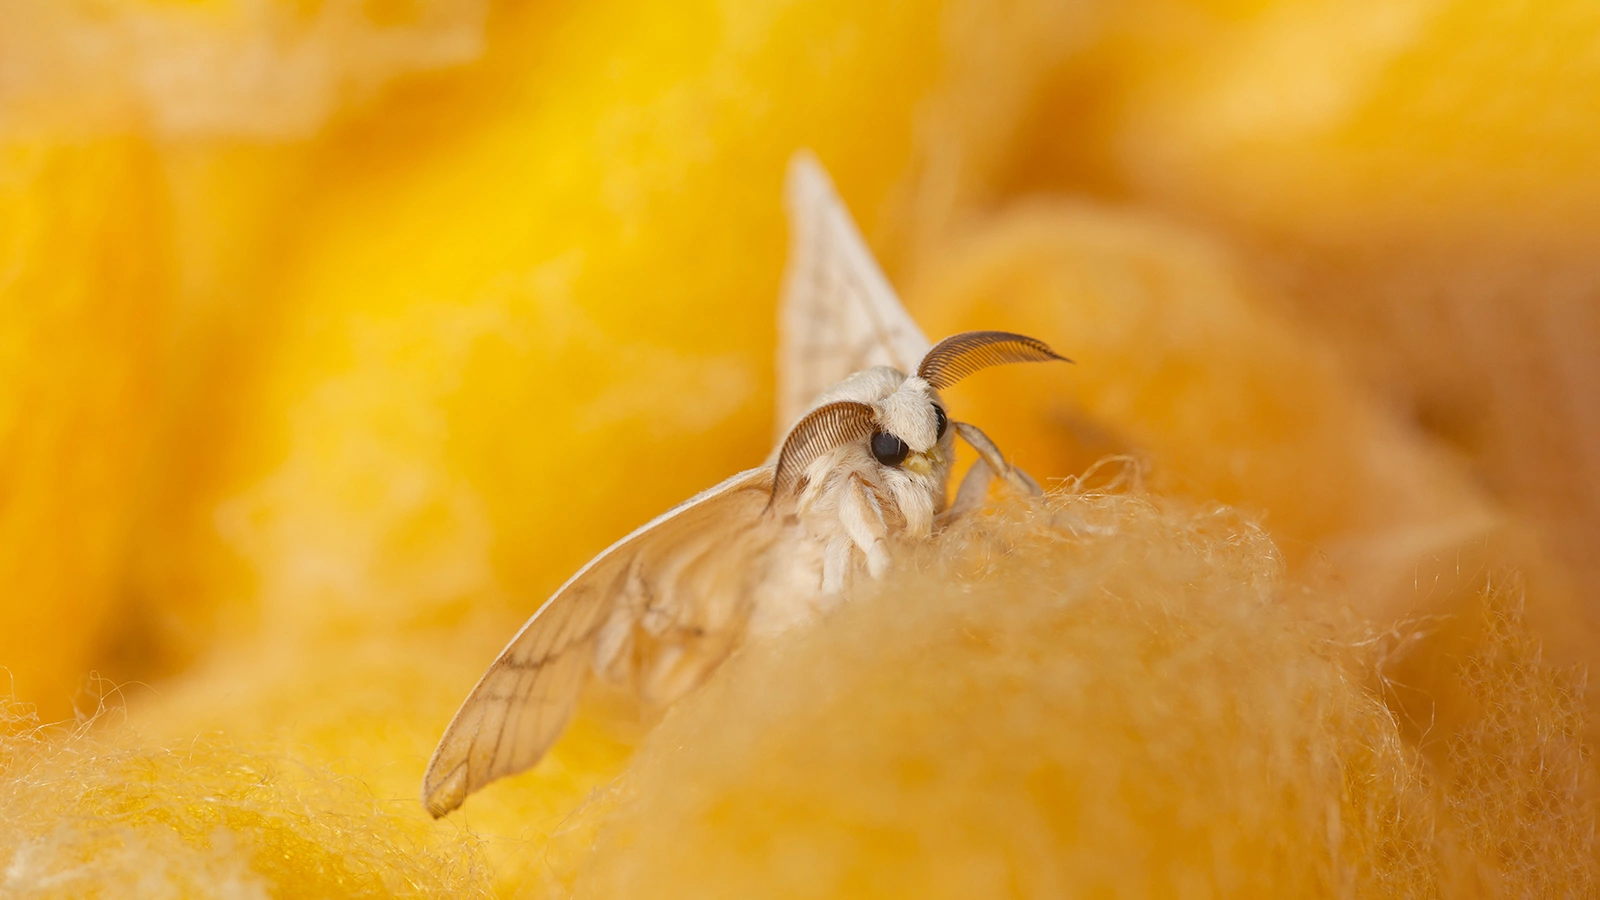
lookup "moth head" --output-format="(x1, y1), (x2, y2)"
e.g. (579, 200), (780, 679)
(769, 390), (951, 504)
(870, 377), (949, 475)
(769, 331), (1068, 509)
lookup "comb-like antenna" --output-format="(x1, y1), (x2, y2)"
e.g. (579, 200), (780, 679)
(916, 331), (1070, 390)
(770, 401), (878, 503)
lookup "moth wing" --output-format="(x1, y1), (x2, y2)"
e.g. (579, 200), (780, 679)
(776, 150), (932, 436)
(421, 466), (775, 817)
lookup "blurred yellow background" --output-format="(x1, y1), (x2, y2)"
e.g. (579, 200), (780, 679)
(3, 0), (1598, 896)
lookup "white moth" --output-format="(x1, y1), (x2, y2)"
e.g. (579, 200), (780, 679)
(421, 151), (1068, 817)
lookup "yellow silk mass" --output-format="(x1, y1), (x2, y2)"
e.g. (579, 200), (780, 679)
(2, 0), (1598, 896)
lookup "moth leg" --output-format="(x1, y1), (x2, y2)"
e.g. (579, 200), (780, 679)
(942, 457), (994, 524)
(641, 638), (722, 705)
(822, 535), (855, 594)
(592, 606), (636, 684)
(1010, 465), (1043, 494)
(952, 421), (1043, 497)
(641, 643), (692, 705)
(839, 474), (891, 578)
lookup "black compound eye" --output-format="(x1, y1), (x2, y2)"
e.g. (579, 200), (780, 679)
(933, 404), (948, 439)
(870, 431), (910, 466)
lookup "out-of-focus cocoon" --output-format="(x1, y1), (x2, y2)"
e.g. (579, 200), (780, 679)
(0, 697), (492, 899)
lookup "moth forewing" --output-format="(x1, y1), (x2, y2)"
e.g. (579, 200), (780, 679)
(777, 152), (932, 434)
(420, 467), (774, 818)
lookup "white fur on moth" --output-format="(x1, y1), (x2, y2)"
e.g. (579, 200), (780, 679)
(420, 151), (1069, 817)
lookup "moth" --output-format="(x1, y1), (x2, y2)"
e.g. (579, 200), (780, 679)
(421, 152), (1068, 817)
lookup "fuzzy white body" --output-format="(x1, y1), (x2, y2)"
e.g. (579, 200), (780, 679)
(746, 367), (956, 635)
(586, 365), (956, 697)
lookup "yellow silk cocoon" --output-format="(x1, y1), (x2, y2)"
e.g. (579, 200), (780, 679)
(1, 700), (492, 899)
(565, 494), (1592, 898)
(3, 0), (1599, 896)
